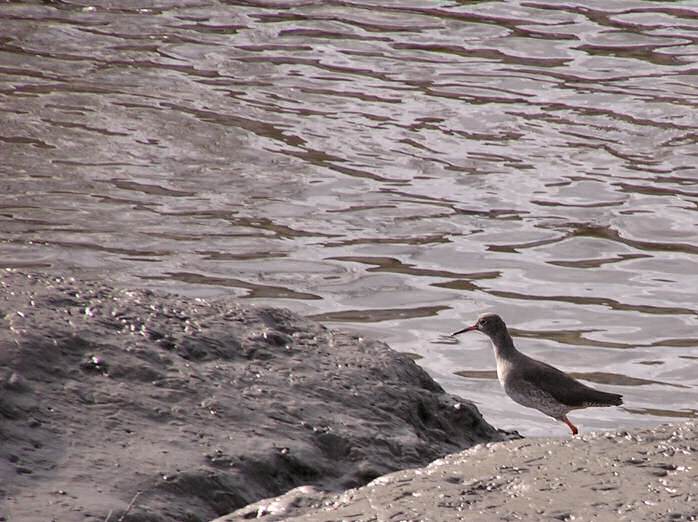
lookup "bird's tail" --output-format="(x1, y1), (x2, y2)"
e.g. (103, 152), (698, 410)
(595, 390), (623, 407)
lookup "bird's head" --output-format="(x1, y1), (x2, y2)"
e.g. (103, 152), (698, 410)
(452, 313), (507, 339)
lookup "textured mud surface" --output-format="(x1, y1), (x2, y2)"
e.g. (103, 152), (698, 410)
(224, 422), (698, 522)
(0, 271), (507, 522)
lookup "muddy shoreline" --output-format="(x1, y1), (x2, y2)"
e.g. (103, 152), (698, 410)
(1, 271), (694, 522)
(223, 422), (697, 521)
(0, 271), (509, 521)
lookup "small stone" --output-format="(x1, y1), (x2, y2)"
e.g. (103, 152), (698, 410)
(80, 355), (109, 374)
(5, 372), (30, 392)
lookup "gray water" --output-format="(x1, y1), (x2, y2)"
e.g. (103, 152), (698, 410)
(1, 0), (697, 436)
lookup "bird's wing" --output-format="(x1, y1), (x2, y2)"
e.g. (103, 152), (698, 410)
(518, 357), (611, 408)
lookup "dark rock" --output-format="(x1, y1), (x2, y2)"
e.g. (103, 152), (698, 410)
(0, 271), (511, 522)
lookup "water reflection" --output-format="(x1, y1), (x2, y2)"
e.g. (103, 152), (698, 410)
(1, 0), (697, 435)
(623, 407), (697, 419)
(309, 305), (449, 323)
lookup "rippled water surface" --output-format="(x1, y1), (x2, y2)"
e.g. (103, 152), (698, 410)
(2, 0), (697, 436)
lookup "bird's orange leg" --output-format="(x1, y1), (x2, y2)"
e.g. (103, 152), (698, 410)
(561, 416), (578, 436)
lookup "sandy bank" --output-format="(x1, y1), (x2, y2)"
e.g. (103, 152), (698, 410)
(222, 422), (697, 521)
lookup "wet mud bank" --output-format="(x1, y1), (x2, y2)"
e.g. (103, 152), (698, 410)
(0, 271), (508, 522)
(223, 422), (698, 522)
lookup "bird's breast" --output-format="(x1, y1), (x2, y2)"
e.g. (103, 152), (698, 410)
(495, 357), (512, 387)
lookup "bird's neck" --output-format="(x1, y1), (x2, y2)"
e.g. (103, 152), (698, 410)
(490, 330), (518, 361)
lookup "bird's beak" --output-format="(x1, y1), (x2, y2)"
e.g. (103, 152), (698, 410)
(451, 324), (477, 336)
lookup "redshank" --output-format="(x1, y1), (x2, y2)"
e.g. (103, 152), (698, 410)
(452, 313), (623, 435)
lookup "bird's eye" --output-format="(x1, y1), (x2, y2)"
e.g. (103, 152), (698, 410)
(479, 318), (488, 326)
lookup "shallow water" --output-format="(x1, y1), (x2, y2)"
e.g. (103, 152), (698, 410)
(1, 0), (697, 436)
